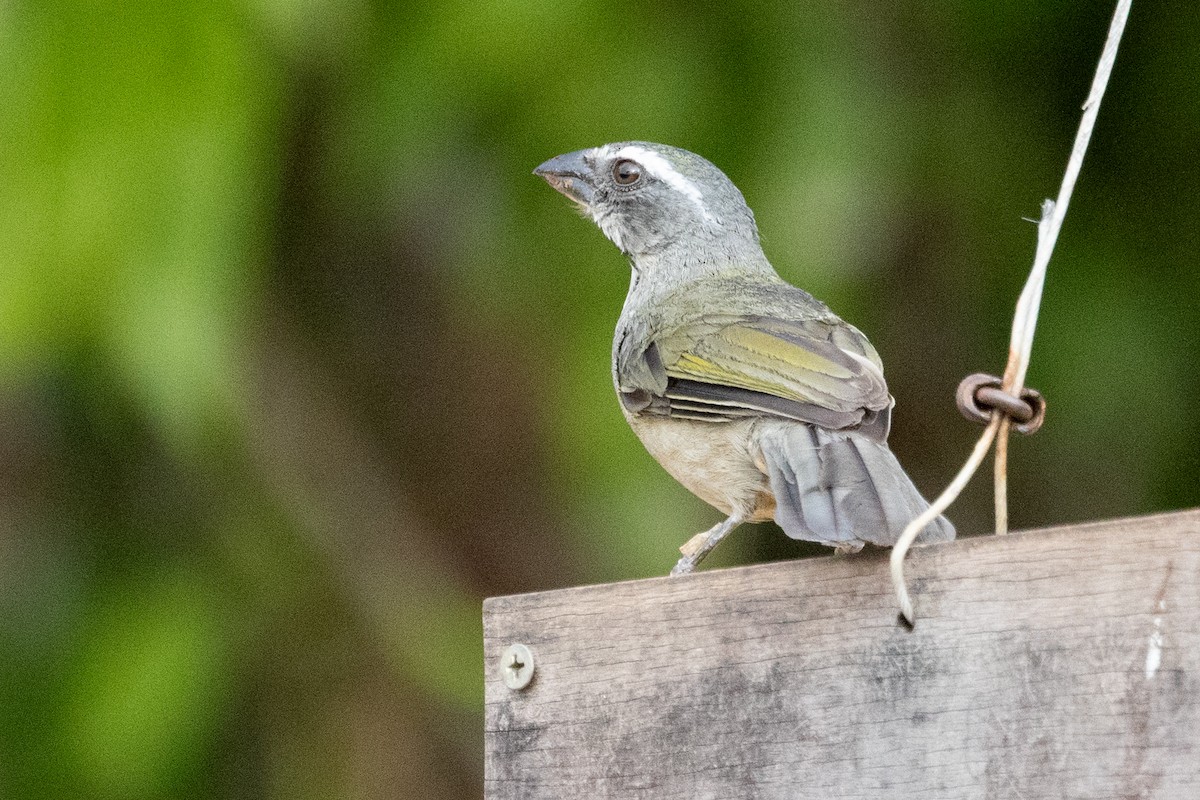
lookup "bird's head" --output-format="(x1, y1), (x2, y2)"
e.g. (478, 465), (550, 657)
(534, 142), (761, 262)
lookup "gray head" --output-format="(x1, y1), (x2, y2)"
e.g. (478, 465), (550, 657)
(534, 142), (763, 265)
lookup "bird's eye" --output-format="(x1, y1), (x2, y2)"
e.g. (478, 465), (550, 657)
(613, 159), (642, 186)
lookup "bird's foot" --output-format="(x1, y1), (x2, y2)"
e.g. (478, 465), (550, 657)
(667, 514), (744, 577)
(678, 529), (712, 560)
(670, 555), (697, 576)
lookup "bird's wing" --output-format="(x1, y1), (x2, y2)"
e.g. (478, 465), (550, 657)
(623, 315), (892, 436)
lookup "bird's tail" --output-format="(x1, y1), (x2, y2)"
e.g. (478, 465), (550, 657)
(756, 424), (954, 549)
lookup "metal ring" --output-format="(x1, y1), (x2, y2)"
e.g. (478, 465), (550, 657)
(956, 373), (1001, 426)
(1007, 387), (1046, 435)
(975, 386), (1034, 423)
(955, 373), (1046, 435)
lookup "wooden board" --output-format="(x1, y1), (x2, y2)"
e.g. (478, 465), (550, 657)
(484, 509), (1200, 799)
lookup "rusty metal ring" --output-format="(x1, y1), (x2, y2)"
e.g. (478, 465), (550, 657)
(975, 386), (1034, 423)
(955, 373), (1046, 435)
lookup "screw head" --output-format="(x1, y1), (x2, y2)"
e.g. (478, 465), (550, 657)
(500, 643), (535, 690)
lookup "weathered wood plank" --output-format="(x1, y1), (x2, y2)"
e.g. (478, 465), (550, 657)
(484, 509), (1200, 799)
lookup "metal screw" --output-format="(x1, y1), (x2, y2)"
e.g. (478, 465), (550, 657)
(500, 643), (535, 690)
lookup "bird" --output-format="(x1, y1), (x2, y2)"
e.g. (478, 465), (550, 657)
(534, 142), (953, 575)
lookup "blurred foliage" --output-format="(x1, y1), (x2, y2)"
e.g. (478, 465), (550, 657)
(1, 0), (1198, 797)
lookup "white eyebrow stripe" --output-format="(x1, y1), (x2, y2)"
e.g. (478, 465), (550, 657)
(608, 144), (715, 222)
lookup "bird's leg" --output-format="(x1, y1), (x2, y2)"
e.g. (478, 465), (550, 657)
(670, 514), (744, 576)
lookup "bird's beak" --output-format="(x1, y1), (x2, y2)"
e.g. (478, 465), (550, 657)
(534, 150), (596, 207)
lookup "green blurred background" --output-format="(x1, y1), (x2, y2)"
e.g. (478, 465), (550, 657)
(1, 0), (1197, 797)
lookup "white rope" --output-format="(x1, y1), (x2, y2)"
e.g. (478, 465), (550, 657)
(891, 0), (1132, 626)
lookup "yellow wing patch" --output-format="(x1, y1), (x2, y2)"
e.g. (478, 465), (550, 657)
(673, 352), (782, 396)
(719, 327), (854, 379)
(662, 319), (882, 411)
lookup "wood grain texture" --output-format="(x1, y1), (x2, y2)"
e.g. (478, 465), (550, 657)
(484, 510), (1200, 799)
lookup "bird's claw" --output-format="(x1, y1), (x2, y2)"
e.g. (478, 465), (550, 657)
(670, 556), (696, 576)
